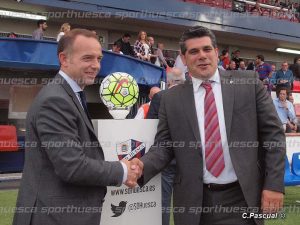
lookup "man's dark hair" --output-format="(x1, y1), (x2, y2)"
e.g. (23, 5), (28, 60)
(221, 49), (228, 56)
(294, 56), (300, 64)
(37, 19), (46, 27)
(256, 54), (265, 62)
(276, 86), (289, 98)
(123, 33), (131, 38)
(179, 26), (217, 55)
(57, 29), (98, 56)
(113, 41), (122, 49)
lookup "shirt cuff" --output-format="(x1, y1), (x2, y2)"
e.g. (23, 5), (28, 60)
(120, 161), (128, 183)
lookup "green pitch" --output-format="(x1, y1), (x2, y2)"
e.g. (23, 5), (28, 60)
(0, 187), (299, 225)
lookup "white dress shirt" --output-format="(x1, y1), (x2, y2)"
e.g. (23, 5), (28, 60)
(59, 70), (128, 183)
(192, 70), (237, 184)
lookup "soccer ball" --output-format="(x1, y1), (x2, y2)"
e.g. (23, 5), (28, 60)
(99, 72), (139, 109)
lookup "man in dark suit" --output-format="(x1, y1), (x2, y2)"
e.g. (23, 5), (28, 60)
(137, 26), (285, 225)
(13, 29), (141, 225)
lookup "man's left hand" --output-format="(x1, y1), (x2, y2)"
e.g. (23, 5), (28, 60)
(261, 190), (284, 213)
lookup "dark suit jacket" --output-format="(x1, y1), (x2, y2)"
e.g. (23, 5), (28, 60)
(13, 74), (123, 225)
(147, 90), (164, 119)
(139, 70), (285, 225)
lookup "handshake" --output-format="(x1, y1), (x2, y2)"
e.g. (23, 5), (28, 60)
(122, 158), (144, 188)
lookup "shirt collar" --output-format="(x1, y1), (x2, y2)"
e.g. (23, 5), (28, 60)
(59, 70), (82, 94)
(191, 69), (220, 93)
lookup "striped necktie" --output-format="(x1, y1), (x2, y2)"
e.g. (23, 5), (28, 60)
(202, 81), (225, 177)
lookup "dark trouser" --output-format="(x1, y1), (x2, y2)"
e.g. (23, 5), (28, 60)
(161, 159), (176, 225)
(200, 182), (256, 225)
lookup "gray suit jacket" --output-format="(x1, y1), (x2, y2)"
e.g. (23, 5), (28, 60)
(13, 74), (123, 225)
(139, 70), (285, 225)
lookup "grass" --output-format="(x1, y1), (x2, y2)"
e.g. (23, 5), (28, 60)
(0, 189), (18, 225)
(265, 186), (300, 225)
(0, 187), (299, 225)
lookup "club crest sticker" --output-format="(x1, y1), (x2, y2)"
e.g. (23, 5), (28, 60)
(116, 139), (146, 160)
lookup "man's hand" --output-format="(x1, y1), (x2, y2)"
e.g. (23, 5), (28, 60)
(261, 190), (284, 213)
(122, 158), (144, 188)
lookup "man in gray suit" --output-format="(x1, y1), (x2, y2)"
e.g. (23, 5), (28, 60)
(137, 26), (285, 225)
(13, 29), (141, 225)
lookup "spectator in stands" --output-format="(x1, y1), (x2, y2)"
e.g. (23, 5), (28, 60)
(148, 36), (158, 64)
(273, 0), (281, 8)
(231, 49), (242, 69)
(134, 30), (152, 61)
(286, 0), (293, 9)
(32, 19), (47, 40)
(155, 43), (168, 68)
(227, 60), (236, 70)
(289, 56), (300, 80)
(270, 64), (277, 86)
(274, 61), (294, 90)
(273, 87), (298, 132)
(135, 86), (161, 119)
(288, 92), (294, 104)
(116, 33), (135, 57)
(7, 32), (17, 38)
(255, 54), (272, 92)
(174, 50), (188, 79)
(286, 8), (294, 20)
(219, 49), (230, 70)
(57, 23), (71, 42)
(270, 8), (279, 18)
(238, 60), (246, 71)
(250, 2), (263, 15)
(246, 60), (255, 70)
(109, 41), (124, 54)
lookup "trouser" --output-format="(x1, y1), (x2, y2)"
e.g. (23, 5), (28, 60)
(200, 181), (257, 225)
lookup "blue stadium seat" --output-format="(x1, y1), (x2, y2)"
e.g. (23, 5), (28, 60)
(284, 156), (300, 186)
(291, 152), (300, 176)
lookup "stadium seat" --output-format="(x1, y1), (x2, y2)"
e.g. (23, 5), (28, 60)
(0, 125), (18, 152)
(294, 104), (300, 117)
(214, 0), (224, 8)
(224, 0), (232, 9)
(284, 156), (300, 186)
(291, 152), (300, 176)
(293, 80), (300, 93)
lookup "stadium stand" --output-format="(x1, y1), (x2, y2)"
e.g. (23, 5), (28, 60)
(0, 125), (18, 152)
(182, 0), (299, 23)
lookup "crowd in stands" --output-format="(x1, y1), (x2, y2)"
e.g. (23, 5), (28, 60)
(6, 19), (172, 68)
(5, 18), (300, 133)
(218, 48), (300, 133)
(183, 0), (300, 22)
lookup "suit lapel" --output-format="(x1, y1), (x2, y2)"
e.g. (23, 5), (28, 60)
(219, 70), (235, 142)
(55, 74), (96, 137)
(181, 80), (201, 143)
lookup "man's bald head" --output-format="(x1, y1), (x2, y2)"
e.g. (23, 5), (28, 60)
(149, 87), (161, 100)
(167, 68), (185, 88)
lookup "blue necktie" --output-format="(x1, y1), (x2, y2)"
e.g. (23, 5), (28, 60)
(78, 91), (92, 122)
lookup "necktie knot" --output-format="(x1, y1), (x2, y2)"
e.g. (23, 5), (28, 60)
(201, 81), (212, 91)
